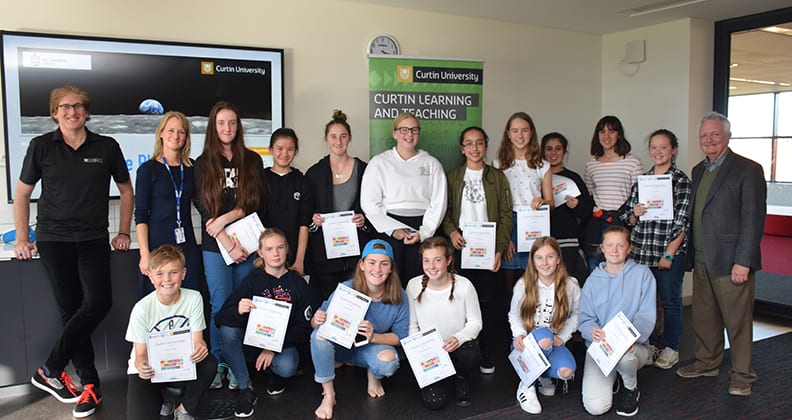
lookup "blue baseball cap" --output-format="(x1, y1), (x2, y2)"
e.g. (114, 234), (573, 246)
(361, 239), (394, 260)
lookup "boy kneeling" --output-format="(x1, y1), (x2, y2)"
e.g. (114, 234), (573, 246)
(125, 245), (217, 420)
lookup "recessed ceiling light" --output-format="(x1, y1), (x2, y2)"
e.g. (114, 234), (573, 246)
(761, 26), (792, 37)
(617, 0), (709, 17)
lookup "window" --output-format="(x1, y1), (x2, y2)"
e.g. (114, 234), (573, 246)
(728, 92), (792, 182)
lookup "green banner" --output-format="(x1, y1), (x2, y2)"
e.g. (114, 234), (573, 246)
(368, 56), (484, 171)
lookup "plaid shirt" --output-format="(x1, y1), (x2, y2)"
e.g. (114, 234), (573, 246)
(619, 165), (692, 266)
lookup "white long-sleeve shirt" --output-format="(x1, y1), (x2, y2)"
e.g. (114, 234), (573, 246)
(361, 148), (447, 241)
(406, 274), (482, 345)
(508, 276), (581, 343)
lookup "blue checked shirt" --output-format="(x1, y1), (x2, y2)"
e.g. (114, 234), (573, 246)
(619, 165), (692, 266)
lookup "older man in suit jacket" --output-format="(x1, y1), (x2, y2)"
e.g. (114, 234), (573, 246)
(676, 112), (766, 397)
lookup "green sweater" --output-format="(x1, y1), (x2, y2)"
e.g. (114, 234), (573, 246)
(442, 163), (513, 253)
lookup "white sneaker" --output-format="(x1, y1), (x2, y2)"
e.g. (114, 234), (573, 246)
(516, 382), (542, 414)
(537, 377), (555, 397)
(654, 347), (679, 369)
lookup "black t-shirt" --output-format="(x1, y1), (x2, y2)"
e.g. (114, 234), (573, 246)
(19, 128), (129, 242)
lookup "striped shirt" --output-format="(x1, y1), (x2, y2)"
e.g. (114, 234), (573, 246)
(584, 154), (643, 211)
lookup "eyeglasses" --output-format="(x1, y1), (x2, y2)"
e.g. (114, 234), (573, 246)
(395, 127), (420, 135)
(57, 103), (84, 111)
(462, 141), (486, 149)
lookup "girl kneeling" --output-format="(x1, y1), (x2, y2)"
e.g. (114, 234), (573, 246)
(310, 239), (409, 419)
(407, 237), (483, 409)
(508, 236), (580, 414)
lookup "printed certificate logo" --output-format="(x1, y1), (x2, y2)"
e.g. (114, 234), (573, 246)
(597, 340), (615, 357)
(397, 65), (413, 83)
(201, 61), (214, 75)
(330, 315), (351, 331)
(524, 231), (542, 240)
(516, 355), (529, 372)
(646, 200), (663, 209)
(255, 324), (275, 337)
(468, 248), (486, 257)
(553, 183), (566, 193)
(332, 236), (350, 247)
(160, 358), (184, 370)
(420, 357), (441, 372)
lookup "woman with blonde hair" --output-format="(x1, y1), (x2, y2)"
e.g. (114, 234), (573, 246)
(135, 111), (202, 296)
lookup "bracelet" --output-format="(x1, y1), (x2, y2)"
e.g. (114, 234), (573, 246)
(118, 232), (130, 238)
(227, 243), (238, 253)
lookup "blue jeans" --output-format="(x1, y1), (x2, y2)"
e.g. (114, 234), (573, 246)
(310, 329), (400, 383)
(203, 251), (255, 363)
(530, 328), (576, 381)
(218, 325), (299, 389)
(651, 254), (685, 350)
(501, 212), (530, 270)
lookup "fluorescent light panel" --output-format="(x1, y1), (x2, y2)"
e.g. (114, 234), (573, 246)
(618, 0), (709, 17)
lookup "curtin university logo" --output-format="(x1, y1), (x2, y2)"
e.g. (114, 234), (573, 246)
(397, 65), (413, 83)
(201, 61), (214, 75)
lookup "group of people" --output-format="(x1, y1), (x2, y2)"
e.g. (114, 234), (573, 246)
(14, 84), (766, 419)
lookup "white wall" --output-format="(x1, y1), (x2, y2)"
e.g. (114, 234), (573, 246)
(0, 0), (601, 239)
(601, 18), (715, 302)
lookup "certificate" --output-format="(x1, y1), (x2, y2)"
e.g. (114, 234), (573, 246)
(318, 283), (372, 349)
(587, 311), (641, 376)
(515, 205), (550, 253)
(321, 211), (361, 260)
(400, 327), (456, 388)
(217, 213), (266, 265)
(146, 327), (196, 383)
(508, 334), (550, 386)
(637, 175), (674, 221)
(551, 174), (582, 208)
(366, 213), (414, 234)
(460, 222), (496, 270)
(243, 296), (292, 353)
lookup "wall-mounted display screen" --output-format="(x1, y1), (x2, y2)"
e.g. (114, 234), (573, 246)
(1, 31), (283, 202)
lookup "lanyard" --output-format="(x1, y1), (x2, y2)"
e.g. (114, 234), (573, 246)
(162, 156), (184, 228)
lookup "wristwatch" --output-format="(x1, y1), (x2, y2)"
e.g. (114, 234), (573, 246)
(663, 253), (674, 262)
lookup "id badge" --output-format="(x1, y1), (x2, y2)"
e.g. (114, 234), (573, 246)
(174, 227), (186, 244)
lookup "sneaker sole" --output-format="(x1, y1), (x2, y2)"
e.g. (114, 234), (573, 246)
(73, 398), (102, 418)
(234, 409), (255, 418)
(479, 367), (496, 375)
(267, 388), (285, 396)
(654, 360), (678, 369)
(30, 376), (79, 404)
(73, 406), (99, 418)
(728, 387), (752, 396)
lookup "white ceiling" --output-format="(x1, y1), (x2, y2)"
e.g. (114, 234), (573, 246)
(346, 0), (792, 35)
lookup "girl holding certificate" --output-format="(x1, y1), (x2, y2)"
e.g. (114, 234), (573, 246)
(618, 129), (691, 370)
(194, 101), (268, 390)
(263, 128), (315, 275)
(541, 132), (594, 285)
(406, 237), (483, 409)
(310, 239), (409, 420)
(493, 113), (553, 311)
(306, 110), (370, 300)
(508, 236), (580, 414)
(360, 112), (447, 283)
(583, 116), (643, 272)
(135, 112), (202, 297)
(215, 229), (317, 418)
(443, 126), (512, 375)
